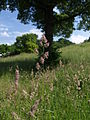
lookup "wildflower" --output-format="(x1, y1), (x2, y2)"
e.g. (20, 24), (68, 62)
(29, 98), (41, 117)
(67, 87), (70, 94)
(44, 38), (48, 43)
(15, 66), (19, 93)
(36, 62), (40, 70)
(41, 34), (47, 43)
(36, 35), (49, 70)
(44, 51), (49, 59)
(77, 80), (80, 87)
(31, 69), (34, 78)
(78, 80), (82, 87)
(40, 56), (44, 64)
(44, 42), (49, 48)
(77, 87), (81, 91)
(77, 80), (82, 91)
(22, 89), (29, 98)
(74, 74), (78, 82)
(40, 40), (43, 46)
(30, 91), (35, 100)
(59, 60), (62, 67)
(80, 64), (84, 70)
(41, 34), (47, 42)
(11, 112), (21, 120)
(50, 83), (53, 91)
(46, 42), (49, 46)
(41, 34), (45, 40)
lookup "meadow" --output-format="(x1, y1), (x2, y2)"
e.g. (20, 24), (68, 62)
(0, 42), (90, 120)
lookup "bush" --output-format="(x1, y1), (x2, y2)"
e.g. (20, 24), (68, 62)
(46, 43), (62, 66)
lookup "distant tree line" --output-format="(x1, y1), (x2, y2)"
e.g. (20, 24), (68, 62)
(52, 38), (74, 49)
(84, 37), (90, 43)
(0, 33), (76, 57)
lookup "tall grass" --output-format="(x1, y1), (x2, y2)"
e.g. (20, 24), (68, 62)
(61, 42), (90, 64)
(0, 43), (90, 120)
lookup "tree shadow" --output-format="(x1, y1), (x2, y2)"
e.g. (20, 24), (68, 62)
(0, 58), (37, 76)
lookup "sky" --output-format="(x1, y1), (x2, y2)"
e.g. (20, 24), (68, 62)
(0, 10), (90, 45)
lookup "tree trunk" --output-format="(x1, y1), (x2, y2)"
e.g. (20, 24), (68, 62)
(44, 6), (54, 47)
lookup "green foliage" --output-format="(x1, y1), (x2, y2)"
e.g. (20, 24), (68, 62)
(15, 33), (38, 53)
(47, 43), (62, 66)
(52, 38), (74, 50)
(46, 38), (73, 66)
(57, 38), (74, 47)
(0, 44), (8, 54)
(84, 37), (90, 43)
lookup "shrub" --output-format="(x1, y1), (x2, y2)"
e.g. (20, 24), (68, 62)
(46, 42), (62, 66)
(35, 35), (62, 70)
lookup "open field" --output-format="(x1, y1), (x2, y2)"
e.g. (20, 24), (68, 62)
(0, 43), (90, 120)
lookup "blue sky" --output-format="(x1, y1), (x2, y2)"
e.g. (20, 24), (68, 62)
(0, 10), (90, 45)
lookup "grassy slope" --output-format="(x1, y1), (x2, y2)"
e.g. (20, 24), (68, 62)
(0, 43), (90, 120)
(62, 42), (90, 64)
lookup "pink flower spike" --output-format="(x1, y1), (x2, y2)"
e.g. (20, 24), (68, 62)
(44, 52), (49, 59)
(44, 42), (49, 48)
(46, 42), (49, 47)
(40, 56), (44, 64)
(45, 42), (49, 47)
(42, 34), (46, 40)
(44, 38), (48, 43)
(41, 34), (47, 43)
(40, 40), (43, 46)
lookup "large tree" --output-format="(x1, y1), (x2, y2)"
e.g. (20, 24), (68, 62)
(0, 0), (90, 45)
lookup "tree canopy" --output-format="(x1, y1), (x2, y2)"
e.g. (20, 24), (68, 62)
(15, 33), (38, 53)
(0, 0), (90, 45)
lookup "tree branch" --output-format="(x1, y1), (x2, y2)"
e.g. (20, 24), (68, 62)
(54, 2), (90, 23)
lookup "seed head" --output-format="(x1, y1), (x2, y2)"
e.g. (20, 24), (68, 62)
(36, 62), (40, 70)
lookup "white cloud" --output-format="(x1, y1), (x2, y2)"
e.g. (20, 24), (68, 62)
(0, 22), (43, 40)
(0, 24), (8, 31)
(29, 28), (43, 39)
(0, 27), (8, 31)
(0, 24), (7, 27)
(70, 34), (89, 44)
(0, 23), (9, 37)
(0, 31), (9, 37)
(0, 24), (8, 29)
(9, 29), (43, 39)
(10, 31), (24, 36)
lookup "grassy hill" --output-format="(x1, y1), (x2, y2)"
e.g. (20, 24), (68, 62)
(0, 42), (90, 120)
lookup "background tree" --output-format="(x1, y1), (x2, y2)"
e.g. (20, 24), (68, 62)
(0, 44), (8, 54)
(84, 37), (90, 43)
(14, 33), (38, 53)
